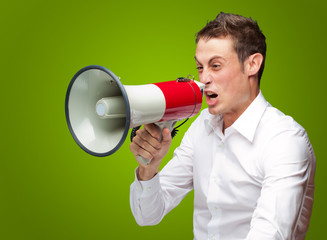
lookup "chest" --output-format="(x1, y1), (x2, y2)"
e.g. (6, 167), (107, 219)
(193, 132), (264, 209)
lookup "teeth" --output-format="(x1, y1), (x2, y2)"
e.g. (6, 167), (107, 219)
(207, 92), (218, 100)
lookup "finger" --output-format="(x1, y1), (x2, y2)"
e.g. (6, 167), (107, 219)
(130, 141), (154, 165)
(133, 136), (158, 157)
(136, 155), (152, 166)
(143, 124), (161, 140)
(137, 127), (161, 150)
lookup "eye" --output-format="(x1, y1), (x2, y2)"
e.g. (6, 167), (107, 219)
(212, 64), (221, 70)
(196, 66), (203, 72)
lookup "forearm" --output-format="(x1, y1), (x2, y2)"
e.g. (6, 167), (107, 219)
(130, 119), (197, 226)
(130, 169), (166, 226)
(130, 154), (194, 226)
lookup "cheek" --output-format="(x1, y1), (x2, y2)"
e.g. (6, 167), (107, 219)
(218, 72), (247, 101)
(214, 71), (237, 94)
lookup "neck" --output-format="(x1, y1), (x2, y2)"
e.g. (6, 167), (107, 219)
(222, 87), (260, 133)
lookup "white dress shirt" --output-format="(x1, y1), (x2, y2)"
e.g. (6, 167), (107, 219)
(130, 91), (316, 240)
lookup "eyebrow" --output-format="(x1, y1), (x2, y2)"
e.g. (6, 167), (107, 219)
(194, 55), (224, 65)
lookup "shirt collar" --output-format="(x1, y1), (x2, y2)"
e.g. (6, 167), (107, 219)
(204, 91), (268, 142)
(229, 91), (268, 142)
(206, 113), (224, 138)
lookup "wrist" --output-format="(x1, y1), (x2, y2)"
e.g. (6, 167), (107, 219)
(137, 166), (159, 181)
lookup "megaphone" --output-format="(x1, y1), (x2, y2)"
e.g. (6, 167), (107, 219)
(65, 65), (204, 163)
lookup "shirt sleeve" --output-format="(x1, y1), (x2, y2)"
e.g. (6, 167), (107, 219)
(246, 128), (316, 240)
(130, 168), (165, 226)
(129, 116), (199, 226)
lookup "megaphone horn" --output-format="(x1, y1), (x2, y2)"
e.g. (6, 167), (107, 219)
(65, 65), (205, 161)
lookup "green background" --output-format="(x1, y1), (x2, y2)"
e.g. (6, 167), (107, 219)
(1, 0), (326, 239)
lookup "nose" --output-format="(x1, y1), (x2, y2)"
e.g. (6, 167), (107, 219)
(199, 69), (212, 85)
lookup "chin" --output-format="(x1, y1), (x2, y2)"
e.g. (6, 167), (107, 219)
(208, 106), (221, 116)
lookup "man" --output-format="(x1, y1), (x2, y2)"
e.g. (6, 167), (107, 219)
(129, 12), (316, 240)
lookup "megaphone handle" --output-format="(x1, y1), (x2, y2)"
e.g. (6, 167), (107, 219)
(137, 120), (177, 165)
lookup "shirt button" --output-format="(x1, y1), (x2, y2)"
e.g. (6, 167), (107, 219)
(219, 141), (224, 147)
(210, 234), (216, 240)
(146, 186), (151, 191)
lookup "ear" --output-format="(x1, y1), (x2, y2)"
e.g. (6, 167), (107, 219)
(246, 53), (263, 77)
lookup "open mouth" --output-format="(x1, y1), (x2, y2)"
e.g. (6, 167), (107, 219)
(207, 92), (218, 101)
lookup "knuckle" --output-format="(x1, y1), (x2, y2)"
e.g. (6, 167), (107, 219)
(130, 142), (140, 155)
(140, 151), (152, 161)
(136, 129), (143, 138)
(140, 130), (149, 140)
(129, 142), (134, 151)
(154, 141), (161, 149)
(145, 124), (160, 139)
(153, 133), (160, 141)
(133, 135), (140, 144)
(151, 150), (159, 158)
(140, 141), (148, 149)
(149, 147), (158, 155)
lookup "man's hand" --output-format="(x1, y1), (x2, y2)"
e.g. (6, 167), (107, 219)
(130, 124), (172, 181)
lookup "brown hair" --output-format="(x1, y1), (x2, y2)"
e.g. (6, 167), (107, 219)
(196, 12), (266, 84)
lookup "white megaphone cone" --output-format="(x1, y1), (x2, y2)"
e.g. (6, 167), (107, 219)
(65, 65), (204, 164)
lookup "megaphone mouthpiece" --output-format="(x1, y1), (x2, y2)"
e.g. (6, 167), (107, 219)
(96, 96), (126, 119)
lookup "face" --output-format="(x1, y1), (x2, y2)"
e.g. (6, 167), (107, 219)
(195, 37), (256, 123)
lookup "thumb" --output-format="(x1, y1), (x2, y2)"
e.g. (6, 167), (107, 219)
(161, 128), (172, 143)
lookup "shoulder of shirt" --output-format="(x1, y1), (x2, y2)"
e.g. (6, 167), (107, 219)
(261, 104), (306, 135)
(260, 104), (315, 169)
(258, 103), (314, 158)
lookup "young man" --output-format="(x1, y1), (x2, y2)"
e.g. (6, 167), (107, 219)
(129, 12), (316, 240)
